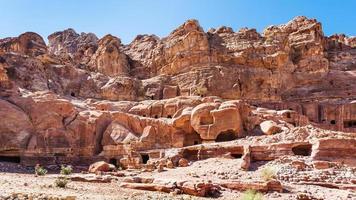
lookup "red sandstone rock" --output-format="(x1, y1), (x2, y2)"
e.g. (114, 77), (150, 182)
(0, 17), (354, 186)
(178, 158), (189, 167)
(88, 161), (111, 173)
(260, 120), (282, 135)
(312, 161), (331, 170)
(219, 180), (283, 192)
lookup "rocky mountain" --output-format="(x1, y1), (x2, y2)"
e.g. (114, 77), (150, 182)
(0, 16), (355, 199)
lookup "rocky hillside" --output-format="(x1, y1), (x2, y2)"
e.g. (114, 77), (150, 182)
(0, 15), (355, 200)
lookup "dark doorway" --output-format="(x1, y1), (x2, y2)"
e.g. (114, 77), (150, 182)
(141, 154), (149, 164)
(70, 92), (76, 97)
(183, 132), (202, 147)
(231, 153), (243, 159)
(216, 130), (237, 142)
(292, 144), (312, 156)
(344, 120), (356, 128)
(109, 158), (117, 166)
(0, 156), (21, 163)
(330, 120), (336, 125)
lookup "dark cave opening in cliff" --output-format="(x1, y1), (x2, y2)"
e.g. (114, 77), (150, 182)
(0, 156), (21, 163)
(141, 154), (149, 164)
(344, 120), (356, 128)
(109, 158), (118, 167)
(292, 144), (312, 156)
(215, 130), (237, 142)
(231, 153), (243, 159)
(183, 131), (202, 147)
(70, 92), (76, 97)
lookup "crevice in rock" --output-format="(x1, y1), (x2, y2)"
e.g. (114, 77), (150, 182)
(63, 112), (79, 129)
(292, 144), (312, 156)
(0, 155), (21, 163)
(215, 130), (237, 142)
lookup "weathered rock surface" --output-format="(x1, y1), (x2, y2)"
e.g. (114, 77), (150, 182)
(0, 16), (355, 199)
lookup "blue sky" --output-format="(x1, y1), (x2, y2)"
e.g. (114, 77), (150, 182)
(0, 0), (355, 44)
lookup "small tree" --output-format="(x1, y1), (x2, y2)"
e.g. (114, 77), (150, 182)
(55, 177), (69, 188)
(35, 165), (48, 176)
(260, 166), (277, 181)
(60, 165), (73, 175)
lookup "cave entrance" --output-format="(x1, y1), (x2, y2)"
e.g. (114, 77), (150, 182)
(215, 130), (237, 142)
(183, 132), (202, 147)
(344, 120), (356, 128)
(0, 156), (21, 163)
(141, 154), (149, 164)
(231, 153), (243, 159)
(70, 92), (76, 97)
(109, 158), (117, 167)
(292, 144), (312, 156)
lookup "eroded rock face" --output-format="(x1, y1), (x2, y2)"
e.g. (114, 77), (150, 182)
(48, 28), (98, 64)
(0, 99), (33, 153)
(0, 16), (354, 171)
(190, 102), (242, 141)
(0, 32), (47, 56)
(89, 35), (130, 76)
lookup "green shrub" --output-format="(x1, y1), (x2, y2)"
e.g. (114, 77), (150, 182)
(260, 166), (277, 181)
(60, 165), (73, 175)
(240, 189), (263, 200)
(55, 177), (69, 188)
(35, 166), (48, 176)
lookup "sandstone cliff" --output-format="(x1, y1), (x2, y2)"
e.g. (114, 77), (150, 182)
(0, 16), (354, 168)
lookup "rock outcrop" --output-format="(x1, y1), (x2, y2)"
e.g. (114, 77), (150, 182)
(0, 16), (354, 174)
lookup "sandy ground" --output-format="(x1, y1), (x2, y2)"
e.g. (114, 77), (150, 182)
(0, 158), (355, 200)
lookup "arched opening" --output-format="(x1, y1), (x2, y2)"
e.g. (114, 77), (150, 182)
(330, 120), (336, 125)
(109, 158), (117, 167)
(167, 115), (172, 119)
(215, 130), (237, 142)
(292, 144), (312, 156)
(0, 156), (21, 163)
(154, 115), (158, 119)
(70, 92), (76, 97)
(183, 132), (202, 147)
(141, 154), (149, 164)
